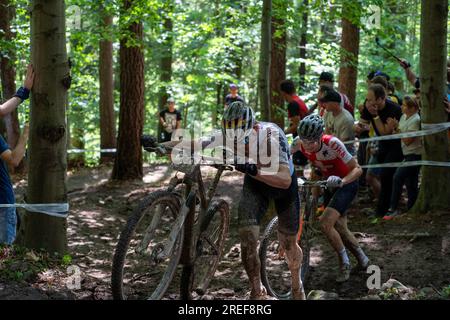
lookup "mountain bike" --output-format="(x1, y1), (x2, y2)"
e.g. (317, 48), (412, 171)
(259, 177), (327, 299)
(111, 136), (231, 300)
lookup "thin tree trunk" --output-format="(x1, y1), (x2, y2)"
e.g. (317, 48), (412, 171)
(158, 0), (173, 139)
(99, 13), (116, 164)
(258, 0), (271, 121)
(298, 0), (308, 91)
(338, 1), (361, 108)
(412, 0), (450, 212)
(112, 0), (144, 180)
(23, 0), (69, 254)
(269, 0), (286, 129)
(0, 0), (22, 172)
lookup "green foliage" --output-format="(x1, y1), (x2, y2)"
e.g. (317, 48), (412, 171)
(1, 0), (434, 166)
(0, 245), (70, 283)
(442, 285), (450, 298)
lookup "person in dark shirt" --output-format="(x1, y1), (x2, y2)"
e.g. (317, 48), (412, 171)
(0, 127), (29, 245)
(359, 84), (403, 217)
(308, 72), (354, 117)
(224, 83), (244, 108)
(280, 79), (308, 167)
(159, 97), (182, 142)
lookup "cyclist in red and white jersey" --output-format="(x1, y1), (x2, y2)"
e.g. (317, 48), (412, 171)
(291, 114), (370, 282)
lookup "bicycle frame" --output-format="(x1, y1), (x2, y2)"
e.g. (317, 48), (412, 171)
(154, 164), (230, 265)
(296, 178), (328, 242)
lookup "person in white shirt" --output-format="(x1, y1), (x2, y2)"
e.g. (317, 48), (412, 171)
(383, 96), (423, 220)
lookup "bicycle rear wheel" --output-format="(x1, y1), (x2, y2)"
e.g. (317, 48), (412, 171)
(180, 200), (230, 299)
(112, 190), (184, 300)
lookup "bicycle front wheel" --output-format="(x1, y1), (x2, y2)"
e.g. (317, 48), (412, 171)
(112, 190), (184, 300)
(180, 200), (230, 299)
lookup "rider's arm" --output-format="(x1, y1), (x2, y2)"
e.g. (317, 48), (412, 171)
(252, 164), (292, 189)
(342, 157), (362, 185)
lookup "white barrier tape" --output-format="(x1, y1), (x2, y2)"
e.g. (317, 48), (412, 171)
(67, 148), (116, 154)
(360, 160), (450, 169)
(344, 122), (450, 145)
(0, 203), (69, 218)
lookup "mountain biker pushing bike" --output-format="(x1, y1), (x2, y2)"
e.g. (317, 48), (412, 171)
(222, 102), (305, 300)
(291, 115), (370, 282)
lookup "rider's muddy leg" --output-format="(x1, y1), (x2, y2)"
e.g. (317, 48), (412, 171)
(319, 208), (349, 265)
(335, 216), (369, 266)
(239, 225), (265, 297)
(278, 231), (305, 300)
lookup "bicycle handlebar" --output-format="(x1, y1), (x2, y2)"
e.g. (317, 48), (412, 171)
(297, 177), (328, 188)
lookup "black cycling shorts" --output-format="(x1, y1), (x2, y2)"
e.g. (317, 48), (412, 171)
(324, 180), (358, 216)
(238, 173), (300, 235)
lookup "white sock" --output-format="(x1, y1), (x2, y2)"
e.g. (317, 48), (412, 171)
(356, 247), (369, 266)
(339, 248), (350, 266)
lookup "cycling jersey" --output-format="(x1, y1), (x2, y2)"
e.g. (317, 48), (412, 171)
(254, 122), (295, 175)
(296, 135), (353, 178)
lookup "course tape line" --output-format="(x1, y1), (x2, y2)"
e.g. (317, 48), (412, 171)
(344, 121), (450, 145)
(0, 203), (69, 218)
(360, 160), (450, 169)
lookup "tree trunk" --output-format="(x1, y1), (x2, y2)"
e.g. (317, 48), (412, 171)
(258, 0), (271, 121)
(67, 36), (84, 168)
(23, 0), (69, 254)
(158, 1), (173, 139)
(269, 0), (286, 129)
(337, 1), (360, 108)
(111, 0), (144, 180)
(298, 0), (308, 91)
(99, 13), (116, 164)
(0, 0), (22, 172)
(412, 0), (449, 213)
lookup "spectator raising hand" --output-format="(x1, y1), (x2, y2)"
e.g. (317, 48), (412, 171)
(24, 64), (35, 90)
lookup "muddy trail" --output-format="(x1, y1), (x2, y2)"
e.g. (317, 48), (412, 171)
(1, 164), (449, 300)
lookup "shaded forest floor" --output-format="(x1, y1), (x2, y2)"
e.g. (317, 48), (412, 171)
(1, 164), (449, 300)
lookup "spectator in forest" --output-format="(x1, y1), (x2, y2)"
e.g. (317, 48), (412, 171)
(308, 72), (354, 117)
(387, 82), (402, 105)
(356, 84), (403, 218)
(354, 73), (387, 199)
(319, 86), (355, 155)
(367, 70), (390, 84)
(0, 127), (29, 245)
(383, 96), (423, 220)
(0, 65), (34, 117)
(413, 88), (421, 101)
(159, 97), (182, 143)
(0, 65), (34, 245)
(224, 83), (244, 108)
(280, 79), (309, 169)
(399, 58), (450, 100)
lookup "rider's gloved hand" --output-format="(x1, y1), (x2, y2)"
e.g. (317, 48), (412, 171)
(235, 163), (258, 176)
(327, 175), (343, 188)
